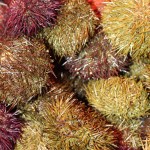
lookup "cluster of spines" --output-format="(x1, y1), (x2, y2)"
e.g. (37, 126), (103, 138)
(0, 0), (149, 149)
(14, 82), (122, 149)
(101, 0), (150, 61)
(84, 76), (150, 149)
(43, 0), (99, 57)
(0, 37), (54, 106)
(2, 0), (62, 37)
(0, 103), (23, 150)
(64, 30), (129, 80)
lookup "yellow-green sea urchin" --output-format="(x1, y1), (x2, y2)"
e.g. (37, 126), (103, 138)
(129, 61), (150, 93)
(85, 77), (150, 123)
(15, 114), (48, 150)
(43, 0), (99, 57)
(16, 81), (120, 150)
(102, 0), (150, 60)
(85, 77), (150, 148)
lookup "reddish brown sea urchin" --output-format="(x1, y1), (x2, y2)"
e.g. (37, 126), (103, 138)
(64, 30), (129, 80)
(3, 0), (12, 5)
(3, 0), (62, 37)
(0, 37), (54, 106)
(0, 103), (23, 150)
(0, 2), (7, 34)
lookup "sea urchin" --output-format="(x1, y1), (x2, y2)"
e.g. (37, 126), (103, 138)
(102, 0), (150, 60)
(0, 103), (23, 150)
(4, 0), (62, 37)
(0, 37), (54, 106)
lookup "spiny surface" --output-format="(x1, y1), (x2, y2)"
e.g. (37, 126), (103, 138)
(3, 0), (62, 37)
(15, 114), (48, 150)
(0, 37), (54, 106)
(64, 30), (129, 80)
(44, 0), (99, 57)
(39, 83), (119, 150)
(0, 103), (23, 150)
(129, 61), (150, 93)
(85, 77), (150, 122)
(85, 77), (150, 148)
(102, 0), (150, 60)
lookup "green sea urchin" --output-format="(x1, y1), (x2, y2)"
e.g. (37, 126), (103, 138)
(85, 77), (149, 123)
(43, 0), (99, 57)
(102, 0), (150, 60)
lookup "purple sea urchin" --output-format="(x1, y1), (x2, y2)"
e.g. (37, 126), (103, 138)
(43, 0), (99, 57)
(64, 30), (129, 80)
(4, 0), (62, 37)
(0, 103), (23, 150)
(0, 37), (54, 106)
(102, 0), (150, 60)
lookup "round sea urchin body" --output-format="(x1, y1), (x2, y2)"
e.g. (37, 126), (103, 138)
(85, 77), (150, 123)
(41, 95), (119, 150)
(44, 0), (99, 57)
(4, 0), (62, 37)
(0, 37), (54, 106)
(102, 0), (150, 60)
(27, 82), (119, 150)
(85, 77), (150, 149)
(64, 31), (128, 80)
